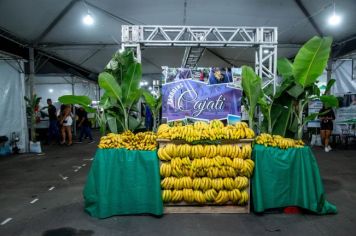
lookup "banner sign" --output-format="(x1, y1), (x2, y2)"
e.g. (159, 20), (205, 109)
(161, 67), (242, 123)
(335, 93), (356, 134)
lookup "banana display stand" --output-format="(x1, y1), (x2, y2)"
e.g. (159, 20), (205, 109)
(157, 138), (254, 213)
(252, 144), (337, 214)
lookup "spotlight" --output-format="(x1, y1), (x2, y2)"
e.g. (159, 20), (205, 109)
(263, 49), (269, 54)
(48, 89), (53, 93)
(149, 86), (152, 91)
(83, 13), (94, 25)
(328, 13), (341, 26)
(328, 1), (341, 26)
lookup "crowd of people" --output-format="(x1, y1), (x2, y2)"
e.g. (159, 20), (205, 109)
(46, 98), (94, 146)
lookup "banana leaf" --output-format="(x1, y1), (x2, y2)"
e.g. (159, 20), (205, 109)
(122, 62), (143, 109)
(98, 72), (123, 108)
(320, 95), (339, 108)
(58, 95), (96, 113)
(287, 84), (304, 98)
(324, 79), (336, 95)
(275, 76), (295, 99)
(242, 66), (263, 128)
(293, 36), (333, 88)
(272, 95), (293, 136)
(277, 58), (294, 79)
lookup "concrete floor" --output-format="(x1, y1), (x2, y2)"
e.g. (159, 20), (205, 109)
(0, 132), (355, 236)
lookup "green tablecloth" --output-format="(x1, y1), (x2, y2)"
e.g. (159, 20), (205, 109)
(252, 144), (337, 214)
(83, 148), (163, 218)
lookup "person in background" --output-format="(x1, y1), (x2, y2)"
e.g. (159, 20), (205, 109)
(319, 104), (335, 152)
(77, 107), (94, 144)
(59, 105), (73, 146)
(46, 99), (59, 144)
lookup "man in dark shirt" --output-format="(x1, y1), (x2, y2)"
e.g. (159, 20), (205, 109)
(47, 98), (60, 144)
(77, 107), (94, 143)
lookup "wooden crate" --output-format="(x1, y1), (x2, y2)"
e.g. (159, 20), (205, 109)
(158, 139), (252, 214)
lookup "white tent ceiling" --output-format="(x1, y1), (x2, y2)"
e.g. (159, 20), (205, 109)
(0, 0), (355, 76)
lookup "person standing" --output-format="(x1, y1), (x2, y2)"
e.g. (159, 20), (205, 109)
(46, 99), (60, 144)
(319, 105), (335, 152)
(77, 107), (94, 143)
(59, 105), (73, 146)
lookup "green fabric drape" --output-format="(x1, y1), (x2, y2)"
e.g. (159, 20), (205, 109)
(83, 148), (163, 218)
(252, 144), (337, 214)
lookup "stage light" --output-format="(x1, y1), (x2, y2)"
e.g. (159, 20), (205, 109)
(83, 13), (94, 25)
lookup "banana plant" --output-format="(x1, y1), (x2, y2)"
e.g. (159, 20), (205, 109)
(241, 66), (263, 129)
(24, 94), (42, 142)
(59, 49), (144, 134)
(143, 91), (162, 132)
(242, 36), (338, 139)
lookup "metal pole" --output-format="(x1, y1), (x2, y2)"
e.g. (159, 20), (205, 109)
(29, 48), (35, 98)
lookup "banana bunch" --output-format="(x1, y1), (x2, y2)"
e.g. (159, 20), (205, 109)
(157, 120), (255, 141)
(98, 131), (157, 150)
(163, 188), (248, 205)
(161, 177), (193, 190)
(209, 119), (224, 129)
(256, 133), (305, 149)
(157, 124), (171, 139)
(158, 143), (252, 160)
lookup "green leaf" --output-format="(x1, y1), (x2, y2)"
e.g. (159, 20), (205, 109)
(287, 84), (304, 98)
(242, 66), (263, 127)
(58, 95), (96, 113)
(303, 113), (319, 126)
(98, 72), (123, 105)
(263, 84), (274, 98)
(293, 36), (333, 88)
(272, 95), (293, 136)
(275, 77), (295, 99)
(59, 95), (91, 106)
(122, 63), (142, 105)
(320, 95), (339, 108)
(106, 115), (118, 133)
(324, 79), (336, 95)
(277, 58), (293, 78)
(143, 91), (157, 109)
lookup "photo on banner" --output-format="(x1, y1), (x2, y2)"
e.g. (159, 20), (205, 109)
(161, 67), (242, 125)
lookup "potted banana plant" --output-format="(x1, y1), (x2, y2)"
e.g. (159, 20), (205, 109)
(24, 94), (42, 153)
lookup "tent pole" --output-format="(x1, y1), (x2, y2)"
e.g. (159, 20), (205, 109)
(29, 47), (35, 98)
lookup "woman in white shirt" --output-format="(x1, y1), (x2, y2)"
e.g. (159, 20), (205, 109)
(59, 105), (73, 145)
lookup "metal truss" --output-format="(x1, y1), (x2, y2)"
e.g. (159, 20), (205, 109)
(121, 25), (278, 94)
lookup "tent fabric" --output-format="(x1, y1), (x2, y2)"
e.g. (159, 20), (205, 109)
(252, 144), (337, 215)
(332, 59), (356, 95)
(0, 60), (28, 152)
(83, 148), (163, 218)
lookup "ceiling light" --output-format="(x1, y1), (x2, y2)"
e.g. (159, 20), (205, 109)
(83, 13), (94, 25)
(328, 1), (341, 26)
(149, 86), (153, 91)
(263, 49), (269, 54)
(328, 13), (341, 26)
(48, 89), (53, 93)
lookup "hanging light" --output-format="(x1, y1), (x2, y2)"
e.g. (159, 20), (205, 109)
(328, 1), (341, 26)
(83, 13), (94, 25)
(263, 49), (269, 54)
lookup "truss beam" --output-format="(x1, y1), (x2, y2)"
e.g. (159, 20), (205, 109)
(122, 25), (277, 47)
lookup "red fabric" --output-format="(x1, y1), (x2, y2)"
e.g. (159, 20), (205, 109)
(284, 207), (301, 214)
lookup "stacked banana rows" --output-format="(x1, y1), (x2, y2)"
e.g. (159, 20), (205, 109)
(98, 131), (157, 150)
(255, 133), (305, 149)
(157, 120), (255, 142)
(158, 143), (254, 205)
